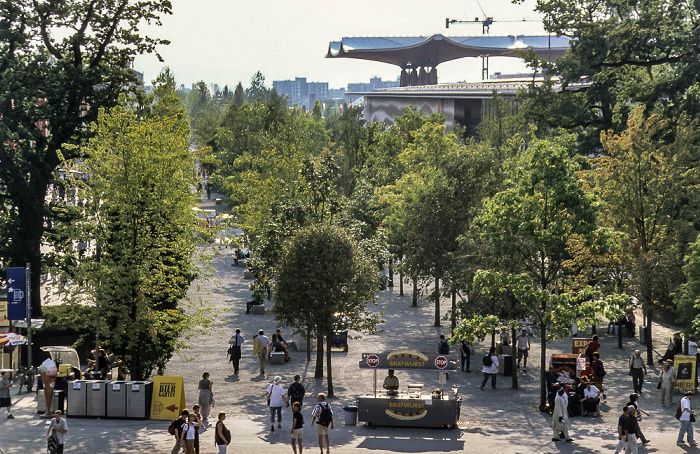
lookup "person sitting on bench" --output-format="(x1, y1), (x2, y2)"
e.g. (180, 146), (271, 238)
(246, 294), (263, 314)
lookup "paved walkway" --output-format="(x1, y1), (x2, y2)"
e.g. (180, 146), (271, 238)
(0, 194), (697, 453)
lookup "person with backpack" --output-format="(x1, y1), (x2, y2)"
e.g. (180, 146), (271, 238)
(459, 338), (471, 373)
(629, 349), (647, 395)
(179, 413), (198, 454)
(290, 402), (304, 454)
(228, 329), (244, 374)
(677, 391), (697, 446)
(45, 410), (68, 454)
(215, 412), (231, 454)
(288, 374), (306, 407)
(585, 335), (600, 365)
(311, 393), (333, 454)
(169, 409), (189, 454)
(591, 353), (607, 400)
(437, 335), (450, 355)
(480, 346), (499, 390)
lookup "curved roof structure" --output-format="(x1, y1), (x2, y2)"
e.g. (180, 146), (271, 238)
(326, 34), (570, 68)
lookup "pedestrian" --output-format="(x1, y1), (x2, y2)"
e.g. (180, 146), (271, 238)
(288, 374), (306, 407)
(516, 329), (530, 371)
(311, 393), (333, 454)
(228, 329), (244, 374)
(480, 346), (499, 390)
(191, 405), (204, 454)
(214, 412), (231, 454)
(197, 371), (214, 421)
(179, 413), (198, 454)
(0, 371), (13, 419)
(291, 401), (304, 454)
(459, 338), (471, 372)
(170, 409), (189, 454)
(614, 406), (629, 454)
(254, 330), (271, 375)
(551, 388), (572, 442)
(590, 352), (607, 400)
(629, 349), (647, 394)
(677, 391), (697, 446)
(580, 382), (601, 416)
(437, 334), (450, 354)
(585, 335), (600, 365)
(262, 375), (288, 432)
(626, 393), (650, 444)
(658, 359), (676, 407)
(625, 406), (640, 454)
(46, 410), (68, 454)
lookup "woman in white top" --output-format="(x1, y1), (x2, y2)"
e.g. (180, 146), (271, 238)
(658, 360), (676, 407)
(179, 414), (197, 454)
(262, 375), (289, 432)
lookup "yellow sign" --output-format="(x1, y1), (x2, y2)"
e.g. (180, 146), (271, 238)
(149, 376), (186, 420)
(0, 300), (8, 327)
(674, 355), (697, 391)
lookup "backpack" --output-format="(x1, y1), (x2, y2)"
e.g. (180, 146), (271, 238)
(595, 361), (606, 377)
(676, 402), (683, 420)
(227, 345), (235, 360)
(584, 345), (593, 358)
(439, 341), (450, 354)
(168, 419), (177, 435)
(168, 418), (184, 436)
(483, 354), (493, 367)
(318, 403), (333, 425)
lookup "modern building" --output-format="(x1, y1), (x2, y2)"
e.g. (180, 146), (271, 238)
(273, 77), (329, 109)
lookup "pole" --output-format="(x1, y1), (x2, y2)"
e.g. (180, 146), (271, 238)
(26, 263), (32, 369)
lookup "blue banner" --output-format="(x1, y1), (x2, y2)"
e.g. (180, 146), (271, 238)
(7, 267), (26, 320)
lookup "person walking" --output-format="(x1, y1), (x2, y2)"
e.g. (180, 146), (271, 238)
(626, 393), (650, 444)
(480, 347), (499, 390)
(437, 335), (450, 354)
(629, 350), (647, 394)
(551, 388), (572, 442)
(516, 329), (530, 371)
(625, 407), (640, 454)
(170, 409), (189, 454)
(254, 330), (271, 375)
(614, 406), (629, 454)
(311, 393), (333, 454)
(46, 410), (68, 454)
(288, 374), (306, 407)
(214, 412), (231, 454)
(0, 371), (14, 419)
(262, 376), (288, 432)
(197, 372), (214, 421)
(658, 360), (676, 407)
(179, 413), (198, 454)
(459, 338), (471, 372)
(290, 401), (304, 454)
(229, 329), (244, 374)
(677, 391), (697, 446)
(191, 405), (204, 454)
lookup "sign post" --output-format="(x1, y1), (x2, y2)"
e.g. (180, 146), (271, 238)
(674, 355), (697, 392)
(25, 263), (32, 369)
(149, 376), (186, 420)
(7, 267), (27, 321)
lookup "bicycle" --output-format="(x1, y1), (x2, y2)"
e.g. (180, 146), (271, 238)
(12, 366), (37, 394)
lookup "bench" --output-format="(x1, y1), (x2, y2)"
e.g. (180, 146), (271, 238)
(251, 304), (265, 315)
(243, 269), (255, 279)
(269, 352), (285, 365)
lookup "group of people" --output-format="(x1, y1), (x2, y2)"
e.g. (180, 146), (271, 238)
(261, 375), (334, 454)
(227, 328), (291, 376)
(169, 407), (231, 454)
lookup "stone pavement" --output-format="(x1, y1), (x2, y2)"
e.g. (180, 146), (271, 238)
(1, 196), (698, 453)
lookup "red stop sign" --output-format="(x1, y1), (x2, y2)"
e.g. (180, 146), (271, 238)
(366, 354), (380, 368)
(435, 356), (448, 369)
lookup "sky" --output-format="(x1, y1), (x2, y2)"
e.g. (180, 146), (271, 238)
(133, 0), (548, 90)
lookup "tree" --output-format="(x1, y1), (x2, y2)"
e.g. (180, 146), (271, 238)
(233, 82), (246, 107)
(0, 0), (171, 316)
(83, 76), (202, 380)
(273, 224), (381, 396)
(246, 71), (271, 103)
(475, 133), (597, 406)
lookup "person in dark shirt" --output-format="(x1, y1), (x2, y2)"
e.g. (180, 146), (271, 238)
(626, 393), (650, 444)
(290, 402), (304, 454)
(625, 407), (641, 451)
(288, 375), (306, 407)
(615, 406), (630, 454)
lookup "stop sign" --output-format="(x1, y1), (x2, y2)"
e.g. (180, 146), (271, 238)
(435, 355), (448, 369)
(366, 354), (380, 368)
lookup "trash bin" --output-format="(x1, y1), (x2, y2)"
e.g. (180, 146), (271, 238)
(86, 380), (109, 417)
(67, 380), (88, 417)
(126, 381), (153, 419)
(502, 355), (513, 377)
(107, 381), (128, 418)
(639, 326), (647, 344)
(37, 389), (65, 414)
(343, 405), (358, 425)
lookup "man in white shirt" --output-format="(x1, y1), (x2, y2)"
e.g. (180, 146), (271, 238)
(678, 391), (697, 446)
(580, 382), (601, 416)
(516, 330), (530, 370)
(229, 328), (245, 374)
(46, 410), (68, 454)
(480, 347), (499, 390)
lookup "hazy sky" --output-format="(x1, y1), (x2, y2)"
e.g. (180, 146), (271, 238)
(134, 0), (548, 90)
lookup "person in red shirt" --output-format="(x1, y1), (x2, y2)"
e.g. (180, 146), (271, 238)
(586, 335), (600, 364)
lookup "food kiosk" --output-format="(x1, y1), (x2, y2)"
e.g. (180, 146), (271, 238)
(356, 350), (461, 428)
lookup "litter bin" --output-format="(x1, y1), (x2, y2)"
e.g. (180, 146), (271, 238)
(502, 355), (513, 377)
(343, 405), (358, 425)
(67, 380), (88, 417)
(126, 381), (153, 419)
(86, 380), (109, 417)
(37, 389), (65, 414)
(639, 326), (647, 345)
(107, 381), (128, 418)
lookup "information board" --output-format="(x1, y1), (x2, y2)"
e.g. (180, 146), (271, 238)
(149, 376), (186, 420)
(674, 355), (697, 391)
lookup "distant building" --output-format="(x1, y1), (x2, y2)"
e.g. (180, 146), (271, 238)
(346, 77), (399, 100)
(273, 77), (329, 109)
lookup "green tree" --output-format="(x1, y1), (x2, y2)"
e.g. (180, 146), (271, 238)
(246, 71), (271, 103)
(233, 82), (246, 107)
(273, 224), (381, 396)
(0, 0), (171, 316)
(84, 77), (202, 380)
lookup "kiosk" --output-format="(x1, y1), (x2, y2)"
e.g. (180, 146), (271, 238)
(356, 350), (461, 428)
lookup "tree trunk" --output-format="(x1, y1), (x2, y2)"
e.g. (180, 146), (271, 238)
(412, 279), (418, 307)
(591, 324), (596, 335)
(315, 335), (324, 378)
(326, 328), (334, 397)
(451, 288), (457, 332)
(618, 319), (623, 349)
(17, 188), (47, 318)
(646, 311), (653, 366)
(387, 258), (394, 287)
(511, 326), (518, 389)
(399, 272), (404, 296)
(539, 318), (547, 409)
(306, 327), (312, 362)
(434, 277), (440, 327)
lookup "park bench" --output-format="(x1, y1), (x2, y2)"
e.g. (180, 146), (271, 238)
(269, 352), (285, 365)
(251, 304), (265, 315)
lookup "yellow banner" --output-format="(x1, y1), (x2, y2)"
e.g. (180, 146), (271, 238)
(0, 300), (8, 327)
(674, 355), (697, 391)
(149, 376), (186, 420)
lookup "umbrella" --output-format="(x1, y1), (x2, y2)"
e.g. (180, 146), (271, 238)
(0, 332), (27, 369)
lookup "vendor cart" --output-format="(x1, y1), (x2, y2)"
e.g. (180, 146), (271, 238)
(356, 350), (461, 428)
